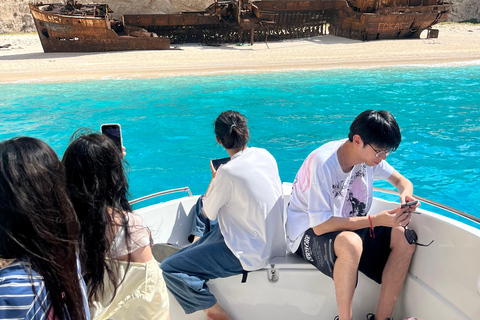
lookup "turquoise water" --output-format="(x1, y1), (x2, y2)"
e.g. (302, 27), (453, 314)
(1, 65), (479, 225)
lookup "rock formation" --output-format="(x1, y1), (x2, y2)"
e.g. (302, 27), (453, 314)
(449, 0), (480, 23)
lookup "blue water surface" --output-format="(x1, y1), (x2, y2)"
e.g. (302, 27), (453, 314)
(1, 65), (479, 225)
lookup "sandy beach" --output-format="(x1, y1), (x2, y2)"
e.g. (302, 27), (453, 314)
(1, 23), (479, 84)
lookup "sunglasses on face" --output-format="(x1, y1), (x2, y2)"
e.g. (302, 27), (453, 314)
(404, 226), (434, 247)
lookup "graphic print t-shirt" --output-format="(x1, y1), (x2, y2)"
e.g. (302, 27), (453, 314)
(286, 139), (393, 252)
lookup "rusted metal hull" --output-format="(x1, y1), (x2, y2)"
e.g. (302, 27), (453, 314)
(124, 1), (342, 43)
(123, 0), (451, 44)
(123, 11), (230, 44)
(329, 1), (452, 40)
(29, 0), (452, 53)
(29, 3), (170, 53)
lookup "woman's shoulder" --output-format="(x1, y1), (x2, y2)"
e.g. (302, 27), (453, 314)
(248, 147), (276, 160)
(112, 211), (150, 242)
(0, 261), (51, 319)
(0, 260), (45, 283)
(112, 210), (145, 228)
(126, 211), (146, 228)
(0, 260), (31, 278)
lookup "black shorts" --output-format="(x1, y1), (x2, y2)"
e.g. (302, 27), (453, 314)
(295, 226), (392, 284)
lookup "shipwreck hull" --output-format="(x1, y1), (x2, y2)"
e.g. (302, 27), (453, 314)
(123, 0), (451, 44)
(29, 0), (452, 53)
(29, 4), (170, 53)
(247, 0), (343, 42)
(123, 12), (233, 44)
(123, 1), (343, 44)
(330, 2), (452, 40)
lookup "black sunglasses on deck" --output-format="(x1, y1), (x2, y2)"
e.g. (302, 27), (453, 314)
(404, 226), (434, 247)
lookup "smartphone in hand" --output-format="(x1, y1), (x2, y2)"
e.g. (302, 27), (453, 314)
(101, 123), (123, 153)
(401, 200), (420, 214)
(401, 200), (419, 208)
(211, 157), (230, 170)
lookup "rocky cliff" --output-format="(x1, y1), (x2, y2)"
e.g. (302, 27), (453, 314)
(0, 0), (478, 34)
(448, 0), (480, 23)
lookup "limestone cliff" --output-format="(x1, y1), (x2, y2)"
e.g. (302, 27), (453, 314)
(449, 0), (480, 23)
(0, 0), (478, 34)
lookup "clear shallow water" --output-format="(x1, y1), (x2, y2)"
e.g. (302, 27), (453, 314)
(1, 65), (479, 225)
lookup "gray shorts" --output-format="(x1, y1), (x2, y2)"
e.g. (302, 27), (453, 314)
(296, 227), (392, 284)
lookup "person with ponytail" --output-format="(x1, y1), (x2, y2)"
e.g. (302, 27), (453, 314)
(0, 137), (89, 320)
(62, 131), (169, 320)
(161, 110), (286, 320)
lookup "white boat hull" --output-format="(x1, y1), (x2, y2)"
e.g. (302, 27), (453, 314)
(135, 184), (480, 320)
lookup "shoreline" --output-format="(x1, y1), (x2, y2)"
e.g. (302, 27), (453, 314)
(6, 59), (480, 85)
(1, 23), (480, 84)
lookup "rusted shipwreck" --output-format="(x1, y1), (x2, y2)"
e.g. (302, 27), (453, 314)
(29, 0), (451, 53)
(29, 2), (170, 52)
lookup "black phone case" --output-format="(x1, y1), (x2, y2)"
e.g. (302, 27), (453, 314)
(212, 157), (230, 170)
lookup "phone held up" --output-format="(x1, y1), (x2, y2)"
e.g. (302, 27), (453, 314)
(101, 123), (123, 154)
(211, 157), (230, 170)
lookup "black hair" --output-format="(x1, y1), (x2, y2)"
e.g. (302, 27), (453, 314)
(214, 110), (249, 149)
(62, 129), (132, 304)
(0, 137), (86, 320)
(348, 110), (402, 151)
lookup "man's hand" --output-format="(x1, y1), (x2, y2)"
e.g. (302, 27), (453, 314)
(400, 193), (421, 213)
(373, 206), (412, 228)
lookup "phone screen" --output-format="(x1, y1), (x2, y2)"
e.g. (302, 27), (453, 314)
(101, 124), (122, 152)
(212, 157), (230, 170)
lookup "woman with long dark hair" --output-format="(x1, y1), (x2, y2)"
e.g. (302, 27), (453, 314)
(161, 110), (286, 320)
(62, 131), (169, 320)
(0, 137), (89, 320)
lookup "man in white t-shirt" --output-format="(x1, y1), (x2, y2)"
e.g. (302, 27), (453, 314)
(286, 110), (420, 320)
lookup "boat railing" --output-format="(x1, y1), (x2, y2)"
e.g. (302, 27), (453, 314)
(129, 187), (193, 205)
(373, 187), (480, 224)
(129, 185), (478, 224)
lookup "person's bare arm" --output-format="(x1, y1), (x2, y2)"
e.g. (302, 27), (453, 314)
(387, 169), (420, 213)
(312, 205), (412, 236)
(116, 244), (154, 263)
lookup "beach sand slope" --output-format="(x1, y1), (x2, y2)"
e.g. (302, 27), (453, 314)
(1, 24), (479, 84)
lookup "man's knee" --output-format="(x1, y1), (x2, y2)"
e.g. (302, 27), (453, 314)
(334, 231), (363, 259)
(392, 226), (416, 256)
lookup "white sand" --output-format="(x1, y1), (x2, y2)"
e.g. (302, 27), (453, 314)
(1, 23), (479, 84)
